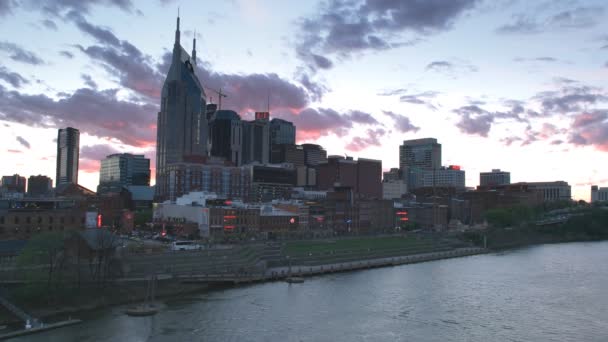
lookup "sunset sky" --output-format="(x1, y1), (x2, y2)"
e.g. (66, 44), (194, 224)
(1, 0), (607, 200)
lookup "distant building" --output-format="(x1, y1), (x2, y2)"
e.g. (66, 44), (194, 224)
(98, 153), (150, 193)
(382, 180), (407, 200)
(157, 161), (251, 203)
(156, 15), (209, 200)
(317, 156), (382, 199)
(302, 144), (327, 167)
(1, 174), (26, 193)
(209, 110), (243, 166)
(269, 118), (296, 145)
(480, 169), (510, 186)
(242, 119), (270, 165)
(591, 185), (608, 202)
(27, 175), (52, 197)
(408, 166), (465, 191)
(247, 164), (297, 202)
(270, 144), (305, 166)
(56, 127), (80, 185)
(383, 168), (401, 182)
(522, 181), (571, 202)
(399, 138), (441, 171)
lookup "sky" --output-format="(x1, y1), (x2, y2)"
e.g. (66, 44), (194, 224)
(0, 0), (607, 200)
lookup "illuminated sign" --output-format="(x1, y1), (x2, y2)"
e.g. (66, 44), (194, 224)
(255, 111), (269, 120)
(97, 214), (102, 228)
(290, 217), (295, 224)
(449, 165), (461, 170)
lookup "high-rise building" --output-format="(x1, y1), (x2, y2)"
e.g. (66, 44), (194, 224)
(27, 175), (52, 197)
(408, 165), (466, 191)
(156, 15), (208, 200)
(209, 110), (243, 166)
(98, 153), (150, 192)
(56, 127), (80, 185)
(269, 118), (296, 145)
(302, 144), (327, 167)
(383, 168), (401, 182)
(1, 174), (26, 193)
(591, 185), (608, 202)
(242, 119), (270, 165)
(480, 169), (510, 186)
(399, 138), (441, 171)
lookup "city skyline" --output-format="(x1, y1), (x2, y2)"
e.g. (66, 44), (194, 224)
(1, 0), (608, 200)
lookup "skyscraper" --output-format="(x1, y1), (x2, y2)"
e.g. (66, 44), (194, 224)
(269, 118), (296, 145)
(27, 175), (53, 197)
(56, 127), (79, 185)
(156, 15), (208, 200)
(242, 119), (270, 165)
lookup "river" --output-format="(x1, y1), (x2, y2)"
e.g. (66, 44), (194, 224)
(11, 241), (608, 342)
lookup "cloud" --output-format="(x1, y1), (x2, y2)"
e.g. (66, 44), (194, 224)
(345, 128), (386, 152)
(0, 66), (29, 88)
(0, 0), (15, 16)
(81, 144), (120, 161)
(18, 0), (133, 17)
(453, 104), (526, 137)
(497, 6), (605, 34)
(0, 41), (44, 65)
(42, 19), (58, 30)
(534, 85), (607, 115)
(81, 74), (98, 89)
(568, 111), (608, 151)
(59, 50), (74, 59)
(0, 84), (157, 147)
(7, 149), (22, 153)
(383, 111), (420, 133)
(425, 59), (478, 77)
(296, 0), (480, 71)
(513, 56), (558, 63)
(16, 136), (30, 149)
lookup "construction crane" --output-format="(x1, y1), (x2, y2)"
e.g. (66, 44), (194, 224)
(205, 87), (227, 110)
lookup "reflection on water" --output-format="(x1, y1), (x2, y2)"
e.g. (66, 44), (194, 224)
(11, 241), (608, 342)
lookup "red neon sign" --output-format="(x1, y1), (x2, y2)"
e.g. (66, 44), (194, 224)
(290, 217), (295, 224)
(399, 218), (409, 221)
(223, 215), (237, 219)
(224, 225), (235, 230)
(396, 211), (408, 215)
(97, 214), (102, 228)
(224, 200), (232, 206)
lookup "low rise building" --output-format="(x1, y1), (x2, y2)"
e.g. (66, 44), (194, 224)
(591, 185), (608, 203)
(479, 169), (510, 186)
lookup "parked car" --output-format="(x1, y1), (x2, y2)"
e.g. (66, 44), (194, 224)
(171, 241), (202, 251)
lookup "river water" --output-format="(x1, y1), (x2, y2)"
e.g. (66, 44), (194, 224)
(11, 241), (608, 342)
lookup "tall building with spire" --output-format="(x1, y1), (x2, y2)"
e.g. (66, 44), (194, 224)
(155, 15), (208, 201)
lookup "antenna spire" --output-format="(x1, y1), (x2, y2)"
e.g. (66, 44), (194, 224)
(175, 8), (181, 44)
(192, 30), (197, 66)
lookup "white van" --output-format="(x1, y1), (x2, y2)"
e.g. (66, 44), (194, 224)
(171, 241), (202, 251)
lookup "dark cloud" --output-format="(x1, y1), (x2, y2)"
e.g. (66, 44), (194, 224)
(311, 54), (333, 69)
(383, 111), (420, 133)
(0, 84), (157, 147)
(59, 50), (74, 59)
(81, 144), (120, 161)
(426, 61), (452, 71)
(42, 19), (58, 30)
(425, 59), (478, 78)
(497, 6), (604, 34)
(0, 0), (15, 16)
(19, 0), (133, 17)
(0, 66), (29, 88)
(69, 12), (122, 47)
(345, 128), (386, 152)
(7, 149), (22, 154)
(399, 91), (440, 110)
(81, 74), (98, 89)
(296, 0), (480, 71)
(273, 108), (378, 141)
(535, 85), (607, 114)
(16, 136), (30, 149)
(453, 104), (527, 137)
(0, 41), (44, 65)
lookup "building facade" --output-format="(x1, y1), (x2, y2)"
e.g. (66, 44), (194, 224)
(209, 110), (243, 166)
(480, 169), (511, 186)
(99, 153), (150, 192)
(399, 138), (441, 171)
(269, 118), (296, 145)
(56, 127), (79, 185)
(242, 119), (270, 165)
(591, 185), (608, 202)
(317, 156), (382, 199)
(522, 181), (571, 202)
(302, 144), (327, 167)
(27, 175), (52, 197)
(1, 174), (26, 194)
(156, 16), (208, 200)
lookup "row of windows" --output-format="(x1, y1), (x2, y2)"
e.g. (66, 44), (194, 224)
(0, 225), (67, 234)
(0, 216), (82, 225)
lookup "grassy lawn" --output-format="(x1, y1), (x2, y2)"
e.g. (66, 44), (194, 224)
(284, 236), (430, 257)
